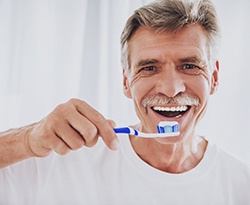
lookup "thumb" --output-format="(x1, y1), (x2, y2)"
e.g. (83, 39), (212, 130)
(104, 119), (119, 151)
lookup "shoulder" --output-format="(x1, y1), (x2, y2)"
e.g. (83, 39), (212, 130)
(208, 141), (250, 178)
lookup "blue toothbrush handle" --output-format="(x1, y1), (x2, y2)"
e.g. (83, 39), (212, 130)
(113, 127), (139, 136)
(113, 127), (131, 134)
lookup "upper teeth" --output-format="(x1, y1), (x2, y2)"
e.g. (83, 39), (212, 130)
(153, 105), (188, 112)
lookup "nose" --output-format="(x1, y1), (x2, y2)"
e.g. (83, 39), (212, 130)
(155, 68), (186, 97)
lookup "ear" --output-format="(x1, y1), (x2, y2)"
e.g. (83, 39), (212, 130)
(122, 68), (132, 99)
(210, 60), (220, 95)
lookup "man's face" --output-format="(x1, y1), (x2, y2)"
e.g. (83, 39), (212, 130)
(123, 24), (219, 144)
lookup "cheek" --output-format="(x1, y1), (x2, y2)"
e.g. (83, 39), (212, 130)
(187, 71), (212, 96)
(129, 77), (155, 102)
(190, 78), (209, 93)
(187, 75), (211, 121)
(130, 78), (154, 93)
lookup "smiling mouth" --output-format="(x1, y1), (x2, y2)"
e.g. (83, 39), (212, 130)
(152, 105), (191, 118)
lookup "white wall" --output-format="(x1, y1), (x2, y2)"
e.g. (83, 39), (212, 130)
(0, 0), (249, 165)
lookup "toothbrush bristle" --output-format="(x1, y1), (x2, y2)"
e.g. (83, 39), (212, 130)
(157, 121), (179, 133)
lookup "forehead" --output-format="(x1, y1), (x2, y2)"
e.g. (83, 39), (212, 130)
(128, 24), (209, 66)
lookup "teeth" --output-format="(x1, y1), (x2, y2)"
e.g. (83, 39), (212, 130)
(153, 105), (188, 112)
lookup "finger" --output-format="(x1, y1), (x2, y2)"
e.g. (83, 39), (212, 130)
(66, 114), (99, 148)
(52, 99), (99, 149)
(56, 123), (86, 151)
(74, 100), (119, 150)
(39, 131), (71, 155)
(36, 115), (75, 155)
(53, 136), (71, 155)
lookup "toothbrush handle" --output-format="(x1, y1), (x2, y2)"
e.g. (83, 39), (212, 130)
(113, 127), (139, 136)
(113, 127), (131, 134)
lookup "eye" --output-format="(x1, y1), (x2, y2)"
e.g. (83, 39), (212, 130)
(136, 65), (159, 77)
(182, 64), (200, 70)
(179, 64), (201, 75)
(140, 66), (156, 72)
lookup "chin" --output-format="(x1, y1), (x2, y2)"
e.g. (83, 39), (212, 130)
(154, 135), (184, 145)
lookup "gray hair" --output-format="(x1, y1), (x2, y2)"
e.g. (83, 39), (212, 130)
(120, 0), (220, 69)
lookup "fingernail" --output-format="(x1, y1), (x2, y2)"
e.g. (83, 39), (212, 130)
(110, 139), (120, 151)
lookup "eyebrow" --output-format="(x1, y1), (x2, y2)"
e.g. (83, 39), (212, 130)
(135, 56), (206, 68)
(179, 56), (204, 64)
(136, 59), (159, 67)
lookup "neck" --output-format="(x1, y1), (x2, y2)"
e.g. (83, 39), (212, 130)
(129, 134), (207, 174)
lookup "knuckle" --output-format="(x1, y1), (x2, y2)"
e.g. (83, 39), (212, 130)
(67, 98), (79, 105)
(67, 98), (86, 108)
(57, 148), (70, 156)
(55, 143), (70, 155)
(51, 103), (76, 122)
(54, 103), (67, 113)
(53, 103), (71, 117)
(86, 125), (98, 138)
(71, 139), (85, 150)
(81, 126), (98, 143)
(85, 138), (98, 148)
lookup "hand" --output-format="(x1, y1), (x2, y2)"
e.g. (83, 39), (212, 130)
(25, 98), (119, 157)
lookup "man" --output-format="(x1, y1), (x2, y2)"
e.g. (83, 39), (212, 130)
(0, 0), (249, 204)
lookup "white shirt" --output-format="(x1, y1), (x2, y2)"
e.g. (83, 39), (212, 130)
(1, 135), (250, 205)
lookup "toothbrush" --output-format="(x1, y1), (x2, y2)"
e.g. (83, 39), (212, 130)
(113, 121), (180, 138)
